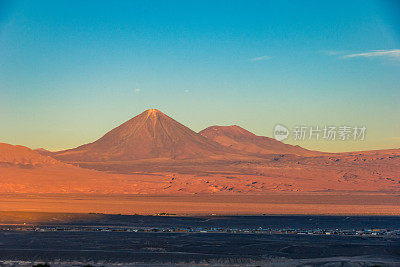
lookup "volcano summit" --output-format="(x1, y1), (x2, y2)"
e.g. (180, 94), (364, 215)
(51, 109), (233, 162)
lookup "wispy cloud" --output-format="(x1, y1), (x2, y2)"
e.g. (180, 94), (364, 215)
(184, 89), (189, 93)
(134, 88), (141, 93)
(341, 49), (400, 61)
(251, 55), (270, 61)
(321, 50), (345, 56)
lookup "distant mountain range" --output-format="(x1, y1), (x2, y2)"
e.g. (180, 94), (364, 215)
(43, 109), (319, 162)
(1, 109), (399, 196)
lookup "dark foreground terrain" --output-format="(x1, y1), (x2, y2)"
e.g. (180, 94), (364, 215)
(0, 232), (399, 266)
(0, 214), (399, 266)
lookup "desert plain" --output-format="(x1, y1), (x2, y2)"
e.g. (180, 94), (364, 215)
(0, 109), (399, 216)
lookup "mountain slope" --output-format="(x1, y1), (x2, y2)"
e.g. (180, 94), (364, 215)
(199, 125), (319, 156)
(0, 143), (60, 167)
(0, 142), (173, 194)
(51, 109), (234, 162)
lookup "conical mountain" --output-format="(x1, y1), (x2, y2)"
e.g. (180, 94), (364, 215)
(52, 109), (232, 161)
(199, 125), (318, 156)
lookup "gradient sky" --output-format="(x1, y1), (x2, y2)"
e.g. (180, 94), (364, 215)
(0, 0), (399, 152)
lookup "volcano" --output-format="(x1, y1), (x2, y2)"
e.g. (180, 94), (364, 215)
(199, 125), (318, 156)
(51, 109), (233, 162)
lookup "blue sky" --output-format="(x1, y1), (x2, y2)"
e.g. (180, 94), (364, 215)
(0, 0), (399, 152)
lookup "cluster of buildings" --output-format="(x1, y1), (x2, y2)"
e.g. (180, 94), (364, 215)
(1, 225), (399, 237)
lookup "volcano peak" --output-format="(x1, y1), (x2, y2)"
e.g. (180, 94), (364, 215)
(145, 108), (162, 116)
(51, 109), (231, 161)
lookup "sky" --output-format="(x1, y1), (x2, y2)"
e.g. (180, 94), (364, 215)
(0, 0), (399, 152)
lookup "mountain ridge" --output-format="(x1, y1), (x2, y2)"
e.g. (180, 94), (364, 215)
(0, 143), (61, 167)
(49, 109), (322, 162)
(199, 125), (319, 156)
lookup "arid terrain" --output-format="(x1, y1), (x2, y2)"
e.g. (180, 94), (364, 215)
(1, 109), (399, 215)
